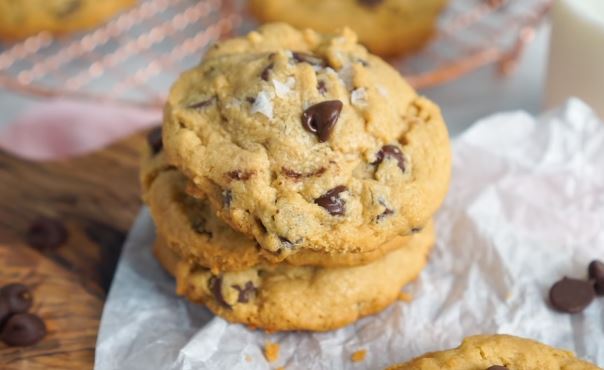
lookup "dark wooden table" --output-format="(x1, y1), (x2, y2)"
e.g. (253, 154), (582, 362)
(0, 133), (145, 369)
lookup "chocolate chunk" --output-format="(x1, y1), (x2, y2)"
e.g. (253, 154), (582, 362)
(302, 100), (343, 142)
(246, 96), (256, 104)
(208, 277), (230, 309)
(486, 366), (508, 370)
(292, 52), (326, 67)
(315, 186), (347, 216)
(0, 284), (33, 314)
(26, 217), (68, 251)
(358, 0), (384, 7)
(226, 170), (255, 181)
(222, 190), (232, 208)
(549, 277), (595, 313)
(0, 313), (46, 347)
(261, 63), (274, 81)
(317, 81), (327, 95)
(147, 127), (163, 154)
(233, 282), (256, 303)
(188, 98), (215, 110)
(372, 145), (406, 171)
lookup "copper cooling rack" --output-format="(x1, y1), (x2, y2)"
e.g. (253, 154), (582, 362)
(0, 0), (552, 108)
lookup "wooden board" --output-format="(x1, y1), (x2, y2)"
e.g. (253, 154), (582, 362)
(0, 132), (146, 369)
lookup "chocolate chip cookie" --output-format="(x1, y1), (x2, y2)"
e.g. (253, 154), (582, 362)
(0, 0), (136, 41)
(163, 23), (451, 256)
(387, 335), (599, 370)
(153, 221), (435, 332)
(249, 0), (448, 56)
(141, 147), (434, 272)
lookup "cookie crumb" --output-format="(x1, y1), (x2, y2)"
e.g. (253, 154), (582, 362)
(351, 350), (366, 362)
(264, 341), (280, 363)
(244, 355), (252, 363)
(398, 291), (413, 302)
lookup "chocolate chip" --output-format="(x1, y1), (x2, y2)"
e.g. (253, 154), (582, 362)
(590, 260), (604, 296)
(302, 100), (343, 142)
(0, 313), (46, 347)
(233, 281), (256, 303)
(358, 59), (370, 67)
(261, 63), (274, 81)
(0, 284), (33, 314)
(147, 127), (163, 154)
(549, 277), (595, 313)
(226, 170), (255, 181)
(315, 186), (347, 216)
(208, 277), (230, 309)
(376, 208), (394, 222)
(292, 52), (326, 67)
(0, 300), (9, 327)
(358, 0), (384, 7)
(486, 366), (508, 370)
(317, 81), (327, 95)
(255, 218), (268, 234)
(246, 96), (256, 104)
(282, 167), (327, 180)
(222, 190), (232, 208)
(192, 218), (212, 238)
(188, 98), (215, 110)
(372, 145), (406, 172)
(26, 217), (68, 251)
(411, 227), (423, 234)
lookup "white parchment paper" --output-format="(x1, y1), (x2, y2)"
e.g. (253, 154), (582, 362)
(95, 99), (604, 370)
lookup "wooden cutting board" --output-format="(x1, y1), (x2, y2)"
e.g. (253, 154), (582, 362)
(0, 132), (146, 369)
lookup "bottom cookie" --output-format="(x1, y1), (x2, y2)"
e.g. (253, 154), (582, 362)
(154, 227), (435, 332)
(387, 335), (599, 370)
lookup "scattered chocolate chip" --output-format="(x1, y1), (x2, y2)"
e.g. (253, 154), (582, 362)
(588, 260), (604, 281)
(0, 300), (9, 327)
(486, 366), (508, 370)
(317, 80), (327, 95)
(279, 237), (294, 249)
(192, 218), (212, 238)
(208, 277), (230, 309)
(233, 282), (256, 303)
(358, 0), (384, 6)
(590, 260), (604, 296)
(376, 208), (394, 222)
(226, 170), (255, 181)
(282, 167), (326, 180)
(302, 100), (343, 142)
(292, 52), (326, 67)
(26, 217), (68, 251)
(0, 313), (46, 347)
(147, 127), (163, 154)
(188, 97), (215, 110)
(261, 63), (274, 81)
(315, 186), (347, 216)
(372, 145), (406, 171)
(411, 227), (423, 234)
(0, 284), (32, 314)
(222, 190), (232, 208)
(549, 277), (595, 313)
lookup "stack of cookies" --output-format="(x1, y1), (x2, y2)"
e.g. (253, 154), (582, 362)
(141, 23), (451, 332)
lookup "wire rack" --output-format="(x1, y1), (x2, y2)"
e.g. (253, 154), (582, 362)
(0, 0), (552, 109)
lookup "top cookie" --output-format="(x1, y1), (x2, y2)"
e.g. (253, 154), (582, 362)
(387, 335), (599, 370)
(163, 23), (451, 255)
(249, 0), (448, 56)
(0, 0), (136, 41)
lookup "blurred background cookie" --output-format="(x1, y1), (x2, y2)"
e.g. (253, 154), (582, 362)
(0, 0), (137, 41)
(249, 0), (448, 56)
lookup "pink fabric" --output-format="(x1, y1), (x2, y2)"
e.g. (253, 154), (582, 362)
(0, 99), (162, 161)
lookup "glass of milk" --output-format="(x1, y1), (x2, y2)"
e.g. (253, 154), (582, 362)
(545, 0), (604, 118)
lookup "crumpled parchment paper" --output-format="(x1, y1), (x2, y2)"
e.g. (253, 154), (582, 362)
(95, 99), (604, 370)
